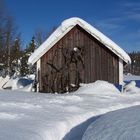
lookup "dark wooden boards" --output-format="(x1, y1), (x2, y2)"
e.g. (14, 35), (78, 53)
(40, 25), (119, 92)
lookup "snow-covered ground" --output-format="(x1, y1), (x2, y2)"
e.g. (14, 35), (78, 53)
(124, 74), (140, 89)
(0, 75), (34, 91)
(124, 74), (140, 81)
(0, 80), (140, 140)
(0, 75), (10, 89)
(82, 105), (140, 140)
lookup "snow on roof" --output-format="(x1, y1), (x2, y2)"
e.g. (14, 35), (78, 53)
(28, 17), (131, 65)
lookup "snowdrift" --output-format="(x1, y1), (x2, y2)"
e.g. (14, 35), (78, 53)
(0, 76), (10, 89)
(0, 81), (139, 140)
(82, 105), (140, 140)
(2, 76), (34, 91)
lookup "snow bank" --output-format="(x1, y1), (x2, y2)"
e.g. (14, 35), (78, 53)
(124, 81), (140, 93)
(0, 81), (140, 140)
(0, 76), (10, 89)
(124, 74), (140, 81)
(82, 105), (140, 140)
(3, 76), (34, 92)
(77, 81), (120, 95)
(12, 78), (33, 90)
(123, 74), (140, 93)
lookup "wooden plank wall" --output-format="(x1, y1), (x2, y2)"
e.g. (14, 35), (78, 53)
(40, 25), (119, 92)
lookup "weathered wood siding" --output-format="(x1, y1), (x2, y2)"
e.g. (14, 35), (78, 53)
(40, 25), (119, 92)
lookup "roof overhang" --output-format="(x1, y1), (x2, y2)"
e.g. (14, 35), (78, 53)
(28, 17), (131, 65)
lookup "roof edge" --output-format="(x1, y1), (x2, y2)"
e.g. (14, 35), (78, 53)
(28, 17), (131, 65)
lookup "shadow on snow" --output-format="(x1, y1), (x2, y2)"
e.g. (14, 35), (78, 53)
(63, 115), (101, 140)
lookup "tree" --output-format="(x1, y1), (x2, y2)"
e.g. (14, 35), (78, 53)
(0, 0), (7, 72)
(10, 37), (21, 76)
(0, 1), (21, 77)
(0, 15), (19, 76)
(34, 26), (57, 47)
(124, 51), (140, 75)
(27, 36), (36, 53)
(20, 37), (36, 76)
(20, 49), (30, 76)
(34, 29), (47, 46)
(0, 0), (21, 75)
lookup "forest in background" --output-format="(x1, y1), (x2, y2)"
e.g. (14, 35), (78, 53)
(0, 0), (56, 77)
(124, 52), (140, 75)
(0, 0), (139, 78)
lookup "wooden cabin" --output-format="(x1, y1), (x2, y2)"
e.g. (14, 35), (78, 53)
(28, 17), (131, 93)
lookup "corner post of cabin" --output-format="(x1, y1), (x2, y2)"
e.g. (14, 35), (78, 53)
(119, 58), (123, 85)
(36, 59), (41, 92)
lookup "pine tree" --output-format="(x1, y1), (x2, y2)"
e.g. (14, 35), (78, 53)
(20, 49), (29, 76)
(20, 36), (36, 76)
(27, 36), (36, 53)
(0, 1), (20, 77)
(10, 37), (21, 76)
(124, 51), (140, 75)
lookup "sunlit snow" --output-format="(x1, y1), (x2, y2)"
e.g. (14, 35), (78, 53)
(0, 80), (140, 140)
(82, 105), (140, 140)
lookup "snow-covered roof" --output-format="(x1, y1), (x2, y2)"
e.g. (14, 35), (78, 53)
(28, 17), (131, 65)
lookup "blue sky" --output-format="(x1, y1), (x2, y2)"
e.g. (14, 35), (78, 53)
(5, 0), (140, 52)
